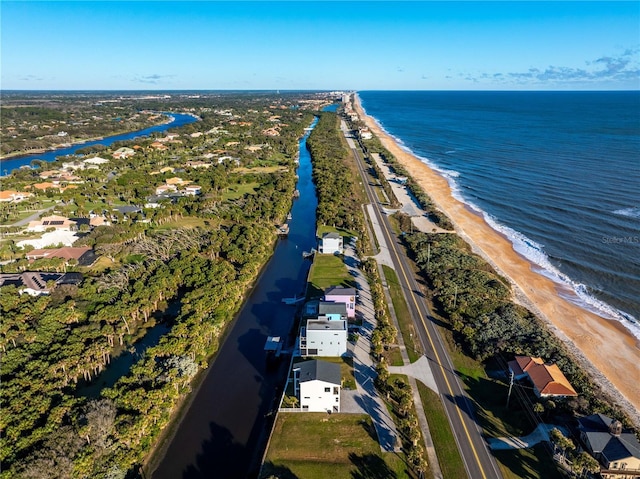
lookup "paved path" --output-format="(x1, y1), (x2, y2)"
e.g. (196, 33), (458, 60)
(371, 153), (450, 234)
(388, 356), (439, 394)
(487, 424), (568, 450)
(343, 240), (400, 452)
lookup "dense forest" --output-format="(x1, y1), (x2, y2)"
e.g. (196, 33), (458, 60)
(307, 111), (365, 236)
(0, 92), (331, 478)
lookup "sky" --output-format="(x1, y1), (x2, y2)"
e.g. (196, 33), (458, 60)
(1, 1), (639, 91)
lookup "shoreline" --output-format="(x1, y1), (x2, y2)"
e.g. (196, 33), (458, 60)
(0, 113), (177, 162)
(353, 93), (640, 425)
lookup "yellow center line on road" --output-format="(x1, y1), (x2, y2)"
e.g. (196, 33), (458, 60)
(361, 164), (489, 479)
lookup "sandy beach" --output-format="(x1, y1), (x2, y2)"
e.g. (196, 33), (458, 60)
(353, 94), (640, 426)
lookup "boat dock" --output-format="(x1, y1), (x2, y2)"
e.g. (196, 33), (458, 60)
(277, 224), (289, 236)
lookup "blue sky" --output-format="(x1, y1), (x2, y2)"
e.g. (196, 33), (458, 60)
(2, 1), (639, 90)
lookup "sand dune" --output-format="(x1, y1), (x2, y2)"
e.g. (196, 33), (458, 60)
(353, 94), (640, 425)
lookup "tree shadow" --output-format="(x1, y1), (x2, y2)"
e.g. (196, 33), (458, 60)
(349, 453), (398, 479)
(359, 418), (379, 443)
(259, 461), (300, 479)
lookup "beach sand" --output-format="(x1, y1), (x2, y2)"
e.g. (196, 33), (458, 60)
(353, 94), (640, 425)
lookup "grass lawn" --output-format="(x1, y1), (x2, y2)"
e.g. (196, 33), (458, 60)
(222, 182), (260, 200)
(316, 224), (358, 239)
(87, 255), (116, 273)
(152, 216), (209, 230)
(415, 382), (467, 479)
(382, 265), (422, 363)
(306, 253), (352, 298)
(383, 346), (404, 367)
(234, 165), (288, 174)
(261, 413), (413, 479)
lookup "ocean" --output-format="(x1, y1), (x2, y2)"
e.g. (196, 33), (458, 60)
(358, 91), (640, 340)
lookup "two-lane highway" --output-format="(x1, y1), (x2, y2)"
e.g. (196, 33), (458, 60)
(345, 123), (503, 479)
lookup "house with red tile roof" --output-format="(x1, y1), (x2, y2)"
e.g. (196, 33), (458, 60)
(0, 190), (32, 202)
(508, 356), (577, 398)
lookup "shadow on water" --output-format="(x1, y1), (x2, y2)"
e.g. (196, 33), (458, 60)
(76, 301), (182, 398)
(150, 117), (319, 479)
(76, 321), (171, 398)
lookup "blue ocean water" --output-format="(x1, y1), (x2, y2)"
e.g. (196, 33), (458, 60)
(359, 91), (640, 339)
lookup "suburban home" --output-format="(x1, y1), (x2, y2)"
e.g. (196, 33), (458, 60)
(83, 156), (109, 165)
(62, 160), (86, 171)
(578, 414), (640, 479)
(0, 272), (83, 296)
(27, 215), (77, 232)
(156, 184), (177, 195)
(0, 190), (32, 203)
(184, 185), (202, 196)
(508, 356), (578, 398)
(293, 359), (341, 413)
(185, 160), (212, 169)
(165, 177), (190, 186)
(112, 147), (135, 159)
(318, 301), (347, 321)
(89, 215), (111, 227)
(324, 286), (357, 319)
(319, 232), (343, 255)
(359, 128), (373, 140)
(299, 318), (347, 357)
(26, 246), (96, 266)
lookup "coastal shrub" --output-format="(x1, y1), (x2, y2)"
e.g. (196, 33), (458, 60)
(402, 230), (634, 427)
(307, 112), (364, 234)
(0, 95), (317, 478)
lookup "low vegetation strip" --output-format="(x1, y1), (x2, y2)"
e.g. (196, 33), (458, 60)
(415, 382), (467, 479)
(382, 265), (422, 363)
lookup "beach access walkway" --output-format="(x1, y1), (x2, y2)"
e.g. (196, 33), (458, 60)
(487, 423), (568, 450)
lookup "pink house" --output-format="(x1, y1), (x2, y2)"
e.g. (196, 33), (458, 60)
(323, 286), (356, 319)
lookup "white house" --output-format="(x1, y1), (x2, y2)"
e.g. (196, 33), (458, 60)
(293, 359), (341, 413)
(184, 185), (202, 196)
(83, 156), (110, 165)
(155, 184), (177, 195)
(299, 318), (347, 357)
(319, 232), (343, 255)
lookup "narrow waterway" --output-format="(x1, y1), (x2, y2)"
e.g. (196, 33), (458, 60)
(0, 112), (197, 175)
(150, 117), (319, 479)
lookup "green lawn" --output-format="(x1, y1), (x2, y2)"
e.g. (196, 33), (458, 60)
(415, 382), (467, 479)
(306, 253), (352, 298)
(152, 216), (210, 230)
(261, 413), (413, 479)
(382, 265), (422, 362)
(222, 182), (260, 200)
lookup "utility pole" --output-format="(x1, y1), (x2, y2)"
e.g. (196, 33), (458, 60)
(427, 243), (430, 270)
(506, 369), (514, 407)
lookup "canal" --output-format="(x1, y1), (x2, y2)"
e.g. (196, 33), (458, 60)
(150, 116), (320, 479)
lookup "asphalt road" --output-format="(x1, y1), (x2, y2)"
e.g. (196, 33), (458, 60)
(345, 125), (503, 479)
